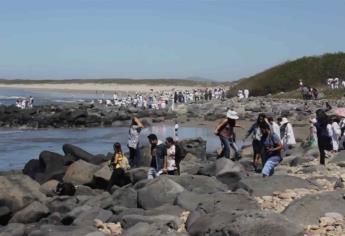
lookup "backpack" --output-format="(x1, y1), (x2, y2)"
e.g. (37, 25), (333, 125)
(56, 182), (76, 196)
(174, 142), (186, 174)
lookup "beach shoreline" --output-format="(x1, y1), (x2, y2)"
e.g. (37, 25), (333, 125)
(0, 83), (214, 93)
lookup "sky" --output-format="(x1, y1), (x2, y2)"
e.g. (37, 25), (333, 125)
(0, 0), (344, 81)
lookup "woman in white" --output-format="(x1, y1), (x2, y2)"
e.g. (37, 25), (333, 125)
(330, 116), (341, 152)
(280, 117), (296, 150)
(164, 137), (177, 175)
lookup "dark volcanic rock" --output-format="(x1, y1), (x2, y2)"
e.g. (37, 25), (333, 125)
(0, 223), (26, 236)
(168, 175), (228, 194)
(179, 138), (207, 161)
(62, 144), (96, 163)
(283, 190), (345, 226)
(137, 177), (184, 209)
(0, 174), (47, 213)
(239, 175), (319, 196)
(63, 160), (99, 185)
(9, 201), (50, 224)
(176, 191), (259, 213)
(26, 224), (99, 236)
(187, 210), (304, 236)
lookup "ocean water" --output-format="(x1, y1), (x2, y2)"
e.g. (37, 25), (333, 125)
(0, 87), (107, 106)
(0, 124), (221, 171)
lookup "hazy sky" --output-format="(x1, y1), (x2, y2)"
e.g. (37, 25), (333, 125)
(0, 0), (344, 81)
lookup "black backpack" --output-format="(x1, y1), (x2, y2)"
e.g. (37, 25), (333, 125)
(280, 123), (288, 139)
(174, 142), (186, 174)
(56, 182), (76, 196)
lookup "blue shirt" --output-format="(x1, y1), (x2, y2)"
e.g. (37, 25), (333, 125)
(261, 133), (281, 159)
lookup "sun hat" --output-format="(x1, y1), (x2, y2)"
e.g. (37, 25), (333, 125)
(280, 117), (289, 125)
(226, 110), (239, 120)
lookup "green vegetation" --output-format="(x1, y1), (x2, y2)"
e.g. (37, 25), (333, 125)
(0, 78), (230, 87)
(229, 52), (345, 96)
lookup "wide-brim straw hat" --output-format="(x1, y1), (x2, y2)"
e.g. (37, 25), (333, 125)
(226, 110), (239, 120)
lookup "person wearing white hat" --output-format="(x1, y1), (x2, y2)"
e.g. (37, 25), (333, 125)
(214, 110), (243, 160)
(279, 117), (296, 151)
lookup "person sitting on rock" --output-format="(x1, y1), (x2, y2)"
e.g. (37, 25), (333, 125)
(147, 133), (166, 179)
(163, 137), (178, 175)
(214, 110), (243, 161)
(107, 143), (131, 191)
(260, 123), (283, 177)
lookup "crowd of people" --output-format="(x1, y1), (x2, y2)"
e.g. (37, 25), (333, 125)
(93, 87), (226, 110)
(66, 100), (345, 191)
(15, 96), (34, 109)
(327, 77), (345, 89)
(237, 89), (250, 99)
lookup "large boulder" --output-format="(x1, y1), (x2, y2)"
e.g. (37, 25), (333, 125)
(9, 201), (50, 224)
(46, 196), (80, 214)
(22, 151), (66, 184)
(168, 175), (228, 194)
(127, 167), (150, 184)
(102, 186), (138, 209)
(137, 177), (184, 209)
(121, 214), (181, 230)
(179, 153), (202, 175)
(93, 165), (112, 188)
(179, 138), (206, 161)
(239, 175), (319, 197)
(62, 144), (100, 164)
(283, 190), (345, 226)
(0, 223), (26, 236)
(187, 210), (304, 236)
(0, 174), (47, 214)
(63, 160), (100, 185)
(176, 191), (259, 212)
(72, 207), (113, 226)
(26, 224), (99, 236)
(122, 222), (188, 236)
(215, 157), (245, 189)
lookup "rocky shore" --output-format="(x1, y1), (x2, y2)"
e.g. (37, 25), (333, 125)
(1, 134), (345, 236)
(1, 97), (345, 129)
(1, 97), (345, 235)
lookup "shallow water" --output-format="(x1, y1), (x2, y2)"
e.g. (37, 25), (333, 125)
(0, 124), (222, 171)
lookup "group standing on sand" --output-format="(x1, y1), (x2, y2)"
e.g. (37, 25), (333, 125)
(93, 87), (226, 110)
(15, 96), (34, 109)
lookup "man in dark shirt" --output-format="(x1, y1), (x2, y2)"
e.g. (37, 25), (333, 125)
(147, 134), (166, 179)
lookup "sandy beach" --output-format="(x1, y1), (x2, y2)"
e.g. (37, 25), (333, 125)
(0, 83), (206, 93)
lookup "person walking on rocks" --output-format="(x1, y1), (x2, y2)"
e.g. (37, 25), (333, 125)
(214, 110), (243, 160)
(268, 117), (281, 139)
(163, 137), (178, 175)
(260, 123), (283, 177)
(244, 113), (267, 170)
(280, 117), (296, 152)
(312, 109), (333, 165)
(147, 134), (166, 179)
(128, 117), (144, 167)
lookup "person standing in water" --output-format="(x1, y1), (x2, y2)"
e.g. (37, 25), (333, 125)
(128, 117), (144, 167)
(214, 110), (243, 160)
(174, 120), (179, 140)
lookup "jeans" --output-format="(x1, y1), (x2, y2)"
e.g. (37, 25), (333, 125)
(318, 137), (332, 165)
(262, 155), (281, 176)
(219, 136), (240, 159)
(129, 145), (141, 167)
(147, 168), (158, 179)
